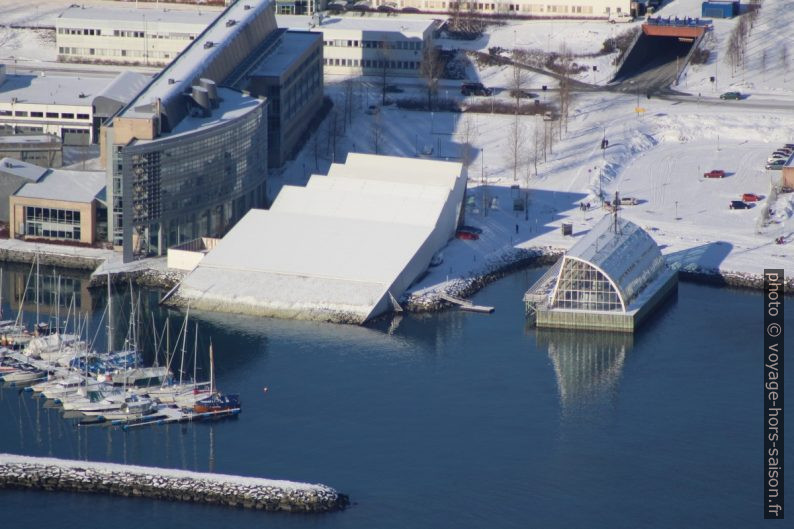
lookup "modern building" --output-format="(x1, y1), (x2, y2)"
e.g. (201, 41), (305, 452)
(56, 5), (219, 66)
(0, 135), (63, 168)
(2, 157), (106, 244)
(246, 30), (324, 167)
(277, 15), (436, 76)
(172, 153), (467, 323)
(0, 65), (148, 146)
(524, 213), (677, 332)
(701, 1), (739, 19)
(102, 0), (324, 260)
(369, 0), (632, 18)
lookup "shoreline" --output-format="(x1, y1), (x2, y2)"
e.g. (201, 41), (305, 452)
(0, 244), (790, 322)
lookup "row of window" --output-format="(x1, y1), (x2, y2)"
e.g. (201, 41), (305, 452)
(0, 109), (89, 120)
(58, 47), (171, 60)
(324, 57), (420, 70)
(26, 223), (82, 241)
(322, 39), (423, 50)
(57, 27), (198, 40)
(25, 206), (82, 224)
(407, 1), (618, 14)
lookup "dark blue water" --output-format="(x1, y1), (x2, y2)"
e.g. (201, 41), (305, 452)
(0, 265), (790, 528)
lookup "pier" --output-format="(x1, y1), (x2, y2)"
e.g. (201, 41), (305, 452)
(0, 454), (348, 513)
(438, 293), (494, 314)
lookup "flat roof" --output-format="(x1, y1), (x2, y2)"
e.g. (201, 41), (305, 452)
(277, 14), (436, 35)
(0, 74), (109, 107)
(121, 0), (274, 120)
(12, 161), (105, 203)
(57, 5), (218, 27)
(252, 31), (319, 78)
(0, 157), (48, 181)
(0, 135), (60, 145)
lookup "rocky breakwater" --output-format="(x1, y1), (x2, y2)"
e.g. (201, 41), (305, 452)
(0, 454), (349, 513)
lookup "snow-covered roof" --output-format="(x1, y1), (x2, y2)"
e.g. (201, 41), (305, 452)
(12, 161), (105, 204)
(0, 157), (48, 181)
(178, 154), (465, 323)
(277, 15), (436, 36)
(0, 73), (109, 107)
(95, 72), (151, 106)
(565, 214), (665, 303)
(57, 5), (217, 27)
(120, 0), (275, 121)
(252, 31), (319, 78)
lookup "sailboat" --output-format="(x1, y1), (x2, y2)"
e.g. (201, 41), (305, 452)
(193, 342), (240, 414)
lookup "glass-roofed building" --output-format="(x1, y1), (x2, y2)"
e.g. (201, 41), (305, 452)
(524, 214), (678, 332)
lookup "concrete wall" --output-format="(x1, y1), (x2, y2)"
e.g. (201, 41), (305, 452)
(112, 116), (158, 144)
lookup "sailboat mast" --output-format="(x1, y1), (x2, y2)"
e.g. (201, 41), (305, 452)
(209, 341), (214, 395)
(35, 253), (39, 328)
(179, 308), (189, 386)
(107, 272), (113, 353)
(193, 323), (198, 389)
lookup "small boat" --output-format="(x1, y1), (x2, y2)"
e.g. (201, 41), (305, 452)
(1, 369), (45, 384)
(193, 343), (240, 414)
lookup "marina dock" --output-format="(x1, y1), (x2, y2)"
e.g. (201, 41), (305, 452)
(438, 293), (495, 314)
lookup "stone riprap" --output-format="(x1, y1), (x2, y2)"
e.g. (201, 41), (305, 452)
(0, 454), (348, 513)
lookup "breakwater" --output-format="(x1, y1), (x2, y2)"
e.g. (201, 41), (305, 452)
(0, 454), (348, 513)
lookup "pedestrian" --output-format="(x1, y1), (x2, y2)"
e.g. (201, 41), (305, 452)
(515, 224), (519, 234)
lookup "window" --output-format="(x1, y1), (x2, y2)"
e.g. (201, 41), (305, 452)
(31, 111), (43, 118)
(61, 113), (75, 119)
(14, 111), (28, 117)
(46, 112), (58, 118)
(77, 114), (89, 120)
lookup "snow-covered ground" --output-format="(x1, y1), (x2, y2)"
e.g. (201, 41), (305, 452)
(277, 73), (794, 297)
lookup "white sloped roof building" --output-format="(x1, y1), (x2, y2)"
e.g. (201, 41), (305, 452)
(173, 153), (466, 324)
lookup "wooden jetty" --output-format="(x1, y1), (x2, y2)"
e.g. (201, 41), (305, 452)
(438, 293), (494, 314)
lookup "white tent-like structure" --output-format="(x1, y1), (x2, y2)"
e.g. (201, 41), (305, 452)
(173, 153), (466, 323)
(525, 214), (678, 332)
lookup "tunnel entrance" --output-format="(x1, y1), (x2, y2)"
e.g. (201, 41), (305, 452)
(612, 22), (708, 93)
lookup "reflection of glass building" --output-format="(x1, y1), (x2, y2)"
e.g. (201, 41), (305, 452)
(537, 329), (632, 412)
(525, 215), (677, 332)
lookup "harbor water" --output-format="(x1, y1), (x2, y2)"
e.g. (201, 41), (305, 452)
(0, 263), (790, 528)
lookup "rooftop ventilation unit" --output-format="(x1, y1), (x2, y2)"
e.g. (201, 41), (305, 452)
(244, 5), (252, 10)
(168, 78), (175, 85)
(199, 78), (219, 109)
(191, 85), (211, 117)
(203, 41), (214, 49)
(226, 19), (237, 27)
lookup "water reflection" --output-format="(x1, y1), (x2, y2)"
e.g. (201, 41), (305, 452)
(537, 329), (633, 418)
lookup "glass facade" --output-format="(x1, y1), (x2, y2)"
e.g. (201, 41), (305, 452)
(551, 258), (625, 312)
(24, 206), (82, 240)
(110, 99), (268, 256)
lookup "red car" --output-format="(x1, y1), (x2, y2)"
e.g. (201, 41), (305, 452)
(456, 230), (479, 240)
(742, 193), (761, 202)
(704, 170), (725, 178)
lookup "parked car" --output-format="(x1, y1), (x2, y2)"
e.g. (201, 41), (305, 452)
(461, 82), (492, 96)
(509, 89), (538, 99)
(742, 193), (761, 202)
(729, 200), (749, 209)
(768, 156), (787, 164)
(785, 143), (794, 149)
(766, 161), (786, 170)
(458, 225), (483, 235)
(456, 230), (479, 240)
(720, 91), (742, 100)
(619, 197), (638, 205)
(608, 13), (634, 23)
(704, 169), (725, 178)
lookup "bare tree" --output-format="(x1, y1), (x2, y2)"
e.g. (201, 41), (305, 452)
(556, 44), (573, 134)
(507, 115), (526, 182)
(371, 111), (383, 154)
(343, 78), (354, 127)
(460, 114), (476, 168)
(377, 42), (393, 106)
(420, 44), (444, 111)
(508, 61), (529, 112)
(781, 43), (790, 71)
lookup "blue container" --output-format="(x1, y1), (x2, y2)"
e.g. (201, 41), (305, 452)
(701, 1), (738, 18)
